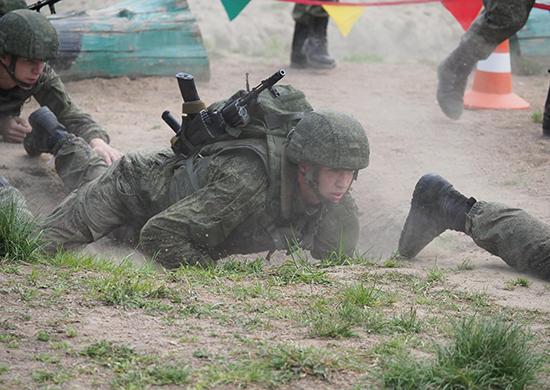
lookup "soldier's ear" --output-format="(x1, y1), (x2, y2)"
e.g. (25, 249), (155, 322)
(0, 54), (10, 66)
(298, 163), (310, 175)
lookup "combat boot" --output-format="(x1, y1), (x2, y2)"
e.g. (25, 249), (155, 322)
(291, 22), (309, 69)
(304, 16), (336, 69)
(436, 47), (477, 120)
(24, 106), (69, 156)
(398, 173), (476, 258)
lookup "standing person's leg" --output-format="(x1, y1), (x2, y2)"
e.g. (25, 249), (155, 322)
(437, 0), (535, 119)
(291, 3), (337, 69)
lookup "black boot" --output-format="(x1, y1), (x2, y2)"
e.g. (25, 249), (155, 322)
(304, 16), (336, 69)
(291, 22), (309, 69)
(543, 74), (550, 136)
(436, 47), (477, 120)
(398, 173), (477, 258)
(24, 106), (69, 156)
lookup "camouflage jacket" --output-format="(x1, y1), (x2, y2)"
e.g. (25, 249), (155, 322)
(0, 64), (110, 143)
(139, 142), (360, 268)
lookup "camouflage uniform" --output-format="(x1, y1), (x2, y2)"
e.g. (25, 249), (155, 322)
(292, 2), (336, 25)
(0, 64), (111, 145)
(466, 201), (550, 278)
(41, 136), (360, 269)
(0, 0), (26, 17)
(458, 0), (535, 60)
(437, 0), (535, 119)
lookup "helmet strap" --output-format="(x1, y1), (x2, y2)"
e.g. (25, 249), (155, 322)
(303, 165), (334, 209)
(0, 56), (34, 89)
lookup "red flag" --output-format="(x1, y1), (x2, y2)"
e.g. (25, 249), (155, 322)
(441, 0), (483, 30)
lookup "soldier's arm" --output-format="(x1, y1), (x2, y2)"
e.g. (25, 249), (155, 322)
(310, 192), (360, 260)
(32, 65), (111, 144)
(140, 150), (268, 269)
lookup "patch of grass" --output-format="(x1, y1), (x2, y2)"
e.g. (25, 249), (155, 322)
(274, 255), (332, 286)
(389, 307), (422, 333)
(530, 109), (544, 123)
(0, 193), (44, 262)
(505, 277), (533, 291)
(112, 362), (191, 387)
(37, 331), (51, 342)
(456, 258), (476, 271)
(31, 367), (73, 385)
(340, 281), (386, 308)
(380, 315), (544, 389)
(89, 274), (179, 309)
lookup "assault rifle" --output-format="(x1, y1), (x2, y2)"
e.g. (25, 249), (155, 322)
(28, 0), (62, 14)
(162, 69), (286, 156)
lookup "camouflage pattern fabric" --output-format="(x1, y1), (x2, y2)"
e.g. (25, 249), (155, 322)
(0, 0), (26, 18)
(457, 0), (536, 61)
(53, 135), (109, 191)
(0, 9), (59, 60)
(0, 64), (111, 144)
(42, 140), (360, 269)
(292, 1), (337, 24)
(466, 201), (550, 279)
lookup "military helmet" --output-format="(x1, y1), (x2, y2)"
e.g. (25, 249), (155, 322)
(286, 109), (370, 171)
(0, 9), (59, 61)
(0, 0), (27, 18)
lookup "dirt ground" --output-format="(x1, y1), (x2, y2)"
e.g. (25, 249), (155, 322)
(3, 0), (550, 374)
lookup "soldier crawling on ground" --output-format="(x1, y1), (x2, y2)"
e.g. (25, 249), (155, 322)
(0, 104), (370, 269)
(0, 7), (122, 182)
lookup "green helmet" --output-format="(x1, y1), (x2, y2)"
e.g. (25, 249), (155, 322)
(0, 9), (59, 61)
(286, 109), (370, 171)
(0, 0), (27, 18)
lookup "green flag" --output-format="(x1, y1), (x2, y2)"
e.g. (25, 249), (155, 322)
(220, 0), (251, 21)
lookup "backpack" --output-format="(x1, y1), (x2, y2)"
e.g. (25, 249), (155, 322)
(170, 84), (313, 251)
(172, 84), (313, 211)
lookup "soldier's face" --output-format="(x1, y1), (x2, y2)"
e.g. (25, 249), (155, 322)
(14, 57), (45, 89)
(316, 166), (355, 203)
(0, 55), (45, 90)
(298, 164), (354, 204)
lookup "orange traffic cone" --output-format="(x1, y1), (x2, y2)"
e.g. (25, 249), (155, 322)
(464, 40), (529, 110)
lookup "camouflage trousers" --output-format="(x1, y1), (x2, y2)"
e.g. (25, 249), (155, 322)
(54, 134), (109, 191)
(466, 201), (550, 279)
(42, 137), (180, 253)
(292, 1), (337, 24)
(457, 0), (535, 61)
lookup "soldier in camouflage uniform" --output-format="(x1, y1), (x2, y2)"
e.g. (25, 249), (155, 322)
(0, 9), (122, 173)
(437, 0), (536, 119)
(6, 107), (370, 269)
(291, 2), (337, 69)
(399, 173), (550, 280)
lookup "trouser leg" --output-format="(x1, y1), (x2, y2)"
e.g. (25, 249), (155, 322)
(42, 147), (175, 253)
(437, 0), (535, 119)
(53, 135), (109, 192)
(466, 201), (550, 279)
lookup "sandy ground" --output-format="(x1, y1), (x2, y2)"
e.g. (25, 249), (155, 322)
(3, 0), (550, 314)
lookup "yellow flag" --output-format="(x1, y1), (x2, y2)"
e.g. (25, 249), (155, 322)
(323, 5), (366, 37)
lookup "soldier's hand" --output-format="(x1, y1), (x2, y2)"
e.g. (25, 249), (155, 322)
(0, 116), (31, 143)
(89, 138), (123, 165)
